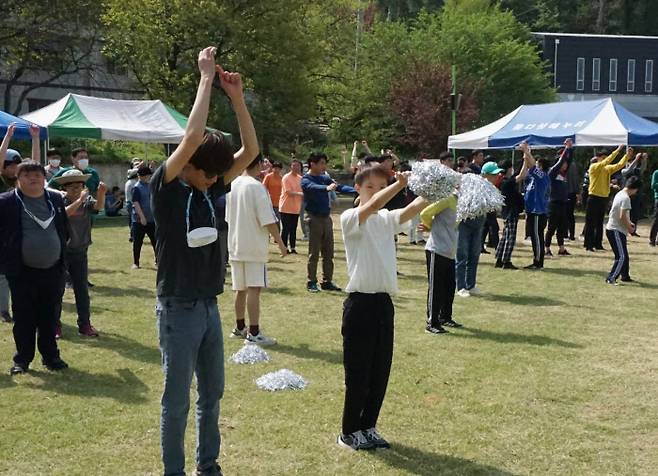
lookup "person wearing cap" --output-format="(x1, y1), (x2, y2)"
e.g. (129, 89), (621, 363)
(480, 160), (503, 254)
(544, 140), (573, 257)
(0, 161), (70, 375)
(48, 148), (101, 194)
(131, 165), (156, 269)
(151, 47), (258, 476)
(54, 169), (107, 338)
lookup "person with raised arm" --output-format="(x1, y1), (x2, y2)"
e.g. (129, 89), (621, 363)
(151, 46), (258, 476)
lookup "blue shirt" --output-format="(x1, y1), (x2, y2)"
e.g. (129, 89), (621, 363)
(301, 174), (355, 215)
(131, 181), (154, 223)
(524, 167), (551, 215)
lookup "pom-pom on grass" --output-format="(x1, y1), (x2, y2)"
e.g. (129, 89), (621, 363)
(256, 369), (307, 391)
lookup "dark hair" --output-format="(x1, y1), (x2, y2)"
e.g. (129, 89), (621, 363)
(137, 165), (153, 176)
(439, 151), (453, 163)
(47, 148), (62, 158)
(71, 148), (88, 158)
(499, 160), (512, 171)
(112, 186), (120, 192)
(16, 161), (46, 177)
(398, 161), (412, 172)
(537, 157), (550, 171)
(307, 152), (328, 166)
(188, 132), (235, 177)
(357, 151), (368, 160)
(471, 149), (483, 158)
(595, 149), (608, 157)
(363, 155), (379, 164)
(354, 164), (389, 185)
(291, 159), (302, 167)
(625, 176), (641, 190)
(457, 156), (467, 166)
(272, 161), (283, 169)
(247, 153), (264, 171)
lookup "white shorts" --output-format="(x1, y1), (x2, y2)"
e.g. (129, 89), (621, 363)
(230, 261), (268, 291)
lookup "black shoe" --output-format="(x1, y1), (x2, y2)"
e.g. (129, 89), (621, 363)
(1, 311), (12, 323)
(545, 249), (553, 257)
(290, 249), (298, 254)
(595, 246), (606, 251)
(620, 277), (635, 283)
(631, 232), (640, 237)
(480, 248), (490, 254)
(495, 260), (503, 268)
(558, 249), (571, 256)
(425, 325), (448, 334)
(195, 463), (223, 476)
(605, 279), (618, 286)
(307, 281), (320, 293)
(364, 428), (391, 449)
(320, 281), (342, 292)
(502, 262), (518, 270)
(442, 319), (463, 328)
(337, 431), (375, 451)
(9, 362), (29, 375)
(524, 264), (541, 270)
(584, 247), (596, 252)
(43, 358), (69, 371)
(87, 281), (94, 288)
(650, 242), (656, 247)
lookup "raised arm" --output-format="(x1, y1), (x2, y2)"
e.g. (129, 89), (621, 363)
(357, 172), (409, 224)
(29, 125), (41, 163)
(164, 47), (217, 184)
(94, 182), (107, 211)
(606, 146), (632, 174)
(600, 145), (623, 167)
(221, 68), (259, 183)
(549, 139), (573, 178)
(1, 123), (15, 173)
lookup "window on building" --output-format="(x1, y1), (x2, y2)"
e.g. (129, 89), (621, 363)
(576, 57), (585, 91)
(592, 58), (601, 91)
(609, 59), (618, 92)
(646, 60), (654, 93)
(627, 59), (636, 92)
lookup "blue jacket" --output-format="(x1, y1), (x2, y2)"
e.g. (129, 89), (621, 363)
(524, 167), (551, 215)
(301, 174), (355, 215)
(0, 189), (69, 276)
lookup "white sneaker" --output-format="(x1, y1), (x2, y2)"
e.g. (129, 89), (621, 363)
(229, 327), (247, 339)
(245, 333), (277, 346)
(131, 264), (140, 270)
(457, 289), (471, 298)
(468, 286), (482, 296)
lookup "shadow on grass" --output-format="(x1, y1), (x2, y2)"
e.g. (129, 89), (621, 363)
(374, 443), (517, 476)
(272, 343), (342, 365)
(90, 284), (155, 299)
(26, 367), (149, 404)
(453, 326), (582, 349)
(0, 373), (16, 389)
(88, 268), (129, 275)
(539, 267), (602, 278)
(266, 286), (296, 296)
(484, 293), (564, 307)
(59, 323), (160, 365)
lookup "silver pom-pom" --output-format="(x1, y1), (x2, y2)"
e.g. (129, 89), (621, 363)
(456, 173), (504, 222)
(255, 369), (307, 391)
(231, 343), (270, 365)
(409, 161), (461, 201)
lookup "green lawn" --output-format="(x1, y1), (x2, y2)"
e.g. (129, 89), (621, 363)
(0, 213), (657, 475)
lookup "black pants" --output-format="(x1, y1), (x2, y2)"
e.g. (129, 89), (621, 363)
(566, 193), (577, 240)
(425, 251), (455, 328)
(133, 222), (156, 266)
(482, 212), (499, 249)
(56, 250), (90, 327)
(650, 200), (658, 245)
(606, 229), (630, 282)
(527, 213), (548, 267)
(280, 212), (299, 250)
(584, 195), (608, 249)
(8, 265), (64, 366)
(342, 292), (394, 435)
(545, 200), (568, 248)
(630, 192), (642, 226)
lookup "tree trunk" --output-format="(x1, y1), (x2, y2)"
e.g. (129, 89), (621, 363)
(596, 0), (606, 33)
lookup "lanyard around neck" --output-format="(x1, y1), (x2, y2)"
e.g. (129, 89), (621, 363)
(15, 190), (56, 230)
(185, 187), (216, 233)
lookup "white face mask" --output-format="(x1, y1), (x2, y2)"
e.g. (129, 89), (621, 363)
(49, 159), (61, 168)
(77, 159), (89, 170)
(185, 189), (217, 248)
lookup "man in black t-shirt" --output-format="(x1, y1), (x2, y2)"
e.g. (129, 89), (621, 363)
(152, 47), (259, 476)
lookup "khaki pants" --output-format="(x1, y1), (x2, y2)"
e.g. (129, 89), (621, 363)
(306, 213), (334, 283)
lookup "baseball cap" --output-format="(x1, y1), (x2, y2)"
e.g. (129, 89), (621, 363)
(4, 149), (22, 164)
(481, 161), (504, 175)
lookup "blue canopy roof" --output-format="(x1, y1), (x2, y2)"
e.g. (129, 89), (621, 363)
(1, 110), (47, 141)
(448, 98), (658, 149)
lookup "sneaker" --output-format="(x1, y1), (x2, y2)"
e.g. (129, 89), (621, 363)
(425, 324), (448, 334)
(195, 463), (223, 476)
(409, 241), (417, 245)
(494, 260), (503, 268)
(545, 249), (553, 257)
(337, 431), (374, 451)
(87, 281), (95, 288)
(456, 289), (470, 298)
(502, 262), (518, 270)
(44, 358), (69, 371)
(320, 281), (342, 292)
(558, 249), (571, 256)
(78, 324), (99, 337)
(1, 311), (12, 323)
(524, 264), (541, 270)
(620, 277), (635, 283)
(229, 327), (248, 339)
(442, 319), (463, 328)
(290, 249), (298, 254)
(9, 362), (29, 375)
(131, 264), (140, 270)
(468, 286), (482, 296)
(595, 246), (606, 251)
(631, 232), (640, 237)
(480, 248), (490, 254)
(605, 279), (618, 286)
(364, 428), (391, 449)
(245, 333), (277, 346)
(55, 323), (62, 339)
(307, 281), (320, 293)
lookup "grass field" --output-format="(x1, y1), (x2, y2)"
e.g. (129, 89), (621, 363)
(0, 211), (657, 476)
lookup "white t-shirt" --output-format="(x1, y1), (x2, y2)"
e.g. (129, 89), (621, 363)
(226, 175), (277, 262)
(606, 189), (632, 234)
(340, 207), (406, 295)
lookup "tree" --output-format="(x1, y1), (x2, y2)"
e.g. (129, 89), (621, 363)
(0, 0), (103, 114)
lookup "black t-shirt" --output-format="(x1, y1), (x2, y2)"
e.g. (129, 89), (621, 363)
(151, 163), (227, 298)
(500, 176), (524, 217)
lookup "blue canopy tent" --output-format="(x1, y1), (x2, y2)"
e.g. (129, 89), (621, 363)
(0, 110), (47, 141)
(448, 98), (658, 149)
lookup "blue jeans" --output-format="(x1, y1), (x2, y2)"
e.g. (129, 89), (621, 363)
(156, 297), (225, 476)
(456, 216), (486, 290)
